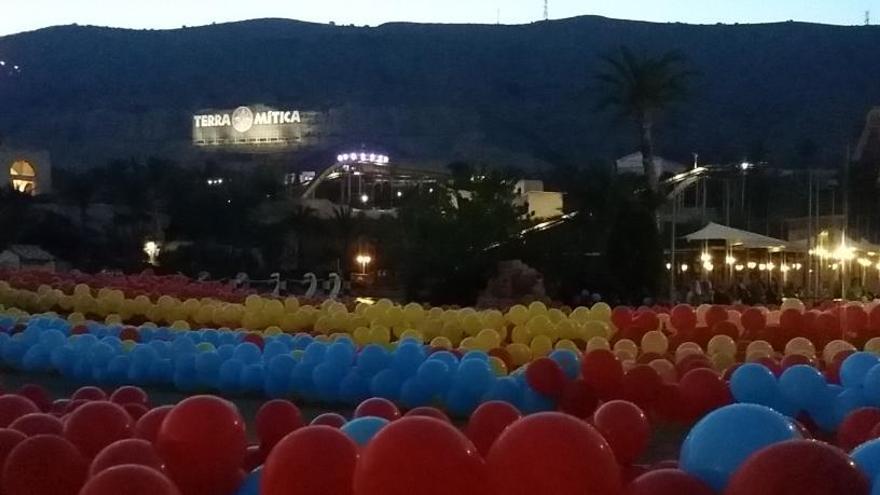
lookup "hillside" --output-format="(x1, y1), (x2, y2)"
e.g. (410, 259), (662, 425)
(1, 16), (879, 170)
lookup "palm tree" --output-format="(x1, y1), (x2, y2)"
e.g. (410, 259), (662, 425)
(596, 47), (694, 194)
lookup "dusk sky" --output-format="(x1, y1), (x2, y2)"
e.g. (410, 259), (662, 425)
(2, 0), (878, 36)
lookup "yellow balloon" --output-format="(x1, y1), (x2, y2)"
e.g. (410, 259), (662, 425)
(707, 335), (737, 357)
(196, 342), (216, 352)
(591, 302), (612, 322)
(640, 331), (669, 355)
(784, 337), (816, 357)
(476, 329), (501, 349)
(570, 306), (592, 323)
(648, 358), (677, 383)
(284, 296), (300, 313)
(353, 327), (370, 346)
(104, 314), (123, 326)
(615, 349), (636, 363)
(530, 335), (553, 358)
(865, 337), (880, 355)
(121, 340), (137, 352)
(614, 339), (638, 357)
(711, 352), (736, 372)
(675, 342), (705, 363)
(264, 326), (282, 337)
(528, 301), (548, 317)
(585, 337), (610, 352)
(460, 336), (479, 351)
(489, 356), (509, 376)
(367, 325), (391, 345)
(400, 329), (425, 344)
(170, 320), (190, 331)
(746, 340), (775, 357)
(823, 340), (856, 363)
(746, 350), (772, 362)
(430, 336), (453, 349)
(511, 325), (531, 345)
(506, 343), (532, 366)
(68, 312), (86, 325)
(554, 339), (580, 353)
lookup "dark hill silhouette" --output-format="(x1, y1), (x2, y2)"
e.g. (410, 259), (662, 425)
(1, 16), (879, 169)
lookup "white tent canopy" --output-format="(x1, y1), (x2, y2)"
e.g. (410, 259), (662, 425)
(683, 223), (790, 250)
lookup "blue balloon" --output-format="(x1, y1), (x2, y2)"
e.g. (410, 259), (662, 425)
(680, 403), (801, 491)
(233, 343), (263, 365)
(400, 378), (433, 408)
(446, 386), (480, 417)
(370, 369), (402, 401)
(217, 344), (235, 360)
(173, 357), (200, 392)
(241, 364), (265, 392)
(106, 355), (131, 384)
(339, 371), (371, 404)
(520, 386), (555, 414)
(195, 351), (222, 388)
(149, 358), (173, 384)
(779, 365), (828, 410)
(428, 351), (460, 371)
(325, 342), (356, 367)
(391, 343), (426, 376)
(852, 439), (880, 483)
(549, 349), (581, 380)
(462, 350), (489, 362)
(235, 467), (262, 495)
(356, 345), (391, 377)
(302, 342), (328, 366)
(219, 359), (246, 393)
(841, 352), (880, 389)
(456, 358), (494, 397)
(730, 363), (779, 407)
(483, 376), (522, 405)
(290, 363), (317, 400)
(863, 364), (880, 405)
(834, 388), (870, 424)
(312, 363), (345, 400)
(416, 359), (451, 392)
(341, 417), (390, 446)
(262, 340), (289, 362)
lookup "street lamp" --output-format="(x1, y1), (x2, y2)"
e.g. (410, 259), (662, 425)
(356, 254), (372, 275)
(143, 241), (160, 266)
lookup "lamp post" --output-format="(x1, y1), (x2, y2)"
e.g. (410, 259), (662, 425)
(355, 254), (372, 275)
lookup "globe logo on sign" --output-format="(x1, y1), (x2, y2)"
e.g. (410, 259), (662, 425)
(231, 106), (254, 133)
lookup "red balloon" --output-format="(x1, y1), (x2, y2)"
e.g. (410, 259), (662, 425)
(256, 400), (304, 453)
(676, 354), (714, 377)
(65, 398), (90, 413)
(622, 365), (663, 408)
(89, 438), (164, 476)
(9, 412), (63, 436)
(593, 400), (651, 465)
(612, 307), (634, 332)
(488, 412), (620, 495)
(64, 401), (133, 458)
(404, 407), (452, 423)
(124, 403), (150, 420)
(156, 395), (246, 495)
(671, 305), (697, 334)
(134, 405), (173, 443)
(72, 386), (107, 402)
(846, 306), (869, 334)
(355, 417), (485, 495)
(712, 321), (740, 339)
(0, 429), (27, 487)
(559, 378), (599, 419)
(780, 309), (804, 333)
(869, 305), (880, 334)
(118, 326), (140, 342)
(654, 383), (688, 423)
(311, 413), (348, 428)
(741, 308), (767, 335)
(51, 399), (70, 416)
(16, 384), (51, 412)
(837, 408), (880, 452)
(678, 368), (732, 420)
(705, 306), (729, 329)
(725, 439), (869, 495)
(2, 435), (88, 495)
(242, 333), (264, 349)
(626, 469), (714, 495)
(0, 395), (39, 427)
(782, 354), (816, 369)
(465, 401), (522, 456)
(633, 311), (660, 333)
(354, 398), (401, 421)
(263, 426), (358, 495)
(80, 465), (180, 495)
(582, 349), (624, 399)
(243, 444), (264, 472)
(109, 386), (149, 406)
(526, 357), (567, 398)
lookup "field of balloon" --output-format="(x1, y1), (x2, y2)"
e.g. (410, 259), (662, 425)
(2, 269), (880, 494)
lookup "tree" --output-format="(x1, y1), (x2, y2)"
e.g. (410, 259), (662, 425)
(596, 47), (694, 194)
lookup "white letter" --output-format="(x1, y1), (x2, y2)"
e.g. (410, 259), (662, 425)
(291, 111), (301, 123)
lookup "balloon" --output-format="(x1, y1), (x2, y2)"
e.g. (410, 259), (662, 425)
(342, 417), (390, 446)
(725, 439), (869, 495)
(80, 465), (180, 495)
(0, 395), (39, 427)
(525, 357), (567, 398)
(0, 429), (27, 487)
(2, 434), (88, 495)
(558, 378), (599, 419)
(354, 398), (401, 421)
(16, 384), (52, 412)
(72, 386), (108, 401)
(243, 444), (264, 472)
(124, 403), (150, 421)
(311, 413), (348, 428)
(109, 386), (149, 406)
(404, 407), (451, 423)
(466, 401), (522, 456)
(679, 368), (732, 420)
(256, 400), (303, 453)
(89, 438), (164, 476)
(593, 400), (650, 465)
(780, 365), (829, 410)
(581, 349), (624, 399)
(730, 363), (779, 406)
(487, 412), (620, 495)
(134, 405), (173, 443)
(841, 352), (880, 389)
(9, 413), (63, 436)
(680, 404), (801, 491)
(236, 467), (261, 495)
(64, 401), (134, 458)
(157, 395), (247, 495)
(354, 417), (485, 495)
(262, 426), (358, 495)
(622, 364), (663, 408)
(852, 438), (880, 482)
(626, 469), (715, 495)
(837, 408), (880, 452)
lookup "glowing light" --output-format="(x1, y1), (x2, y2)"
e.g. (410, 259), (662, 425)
(360, 194), (369, 203)
(858, 258), (872, 268)
(680, 264), (689, 272)
(356, 254), (373, 274)
(735, 264), (745, 272)
(758, 263), (767, 271)
(766, 262), (776, 271)
(780, 264), (790, 273)
(396, 191), (403, 198)
(740, 162), (753, 171)
(747, 262), (757, 270)
(700, 252), (711, 263)
(725, 256), (736, 265)
(143, 241), (161, 266)
(703, 262), (714, 272)
(833, 243), (856, 261)
(665, 263), (672, 270)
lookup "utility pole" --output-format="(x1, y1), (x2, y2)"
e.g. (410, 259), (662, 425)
(544, 0), (549, 21)
(866, 11), (871, 26)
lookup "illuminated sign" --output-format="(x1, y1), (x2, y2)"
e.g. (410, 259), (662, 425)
(193, 104), (313, 147)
